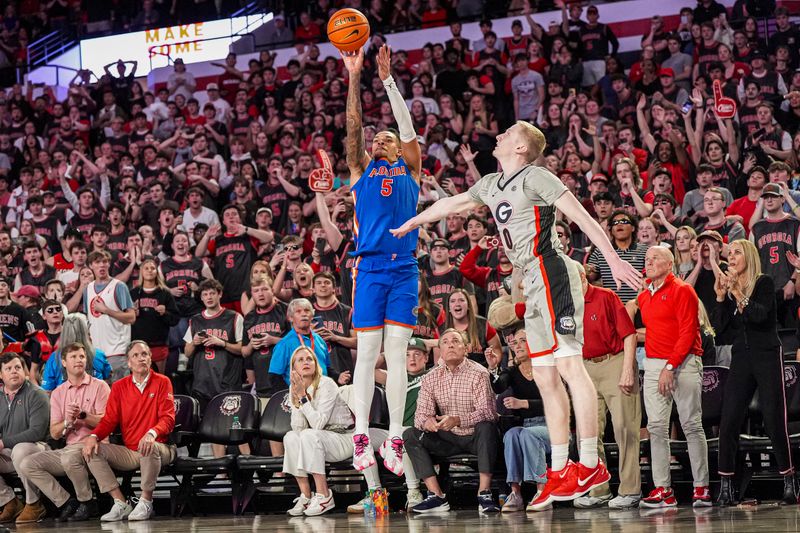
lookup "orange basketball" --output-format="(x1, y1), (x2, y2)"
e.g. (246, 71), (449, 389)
(327, 8), (370, 53)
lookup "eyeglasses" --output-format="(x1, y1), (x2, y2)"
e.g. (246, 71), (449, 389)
(45, 306), (62, 314)
(285, 245), (300, 251)
(653, 200), (671, 205)
(611, 219), (632, 226)
(556, 232), (565, 238)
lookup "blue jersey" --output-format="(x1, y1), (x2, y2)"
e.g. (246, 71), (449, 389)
(351, 157), (419, 258)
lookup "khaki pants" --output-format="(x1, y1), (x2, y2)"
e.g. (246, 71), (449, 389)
(643, 355), (709, 488)
(18, 443), (93, 507)
(584, 353), (641, 497)
(81, 442), (176, 494)
(0, 442), (48, 505)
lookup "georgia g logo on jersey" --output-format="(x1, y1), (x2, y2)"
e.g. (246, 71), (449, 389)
(495, 201), (513, 225)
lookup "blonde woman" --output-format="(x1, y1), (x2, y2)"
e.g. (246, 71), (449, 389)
(673, 226), (697, 279)
(130, 258), (179, 373)
(712, 240), (796, 505)
(283, 346), (355, 517)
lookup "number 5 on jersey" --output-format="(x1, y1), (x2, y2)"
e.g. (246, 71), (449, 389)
(380, 178), (393, 197)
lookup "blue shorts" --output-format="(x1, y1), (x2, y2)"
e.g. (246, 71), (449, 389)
(352, 255), (419, 330)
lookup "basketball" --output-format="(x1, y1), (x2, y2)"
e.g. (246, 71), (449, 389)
(327, 8), (370, 53)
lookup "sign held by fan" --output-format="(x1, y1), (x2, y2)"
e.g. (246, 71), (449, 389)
(712, 79), (737, 119)
(309, 150), (334, 193)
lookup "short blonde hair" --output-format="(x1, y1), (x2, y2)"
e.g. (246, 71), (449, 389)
(516, 121), (547, 162)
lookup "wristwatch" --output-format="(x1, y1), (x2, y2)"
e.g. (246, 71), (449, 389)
(665, 363), (675, 372)
(300, 396), (310, 406)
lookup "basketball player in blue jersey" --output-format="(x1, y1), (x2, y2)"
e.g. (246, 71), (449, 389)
(340, 44), (421, 475)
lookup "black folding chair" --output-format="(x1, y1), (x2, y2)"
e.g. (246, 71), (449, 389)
(171, 391), (259, 516)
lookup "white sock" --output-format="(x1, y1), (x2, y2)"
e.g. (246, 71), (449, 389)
(383, 325), (411, 438)
(579, 437), (598, 468)
(353, 329), (383, 436)
(551, 443), (570, 472)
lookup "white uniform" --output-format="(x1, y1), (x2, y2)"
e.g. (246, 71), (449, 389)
(468, 164), (583, 366)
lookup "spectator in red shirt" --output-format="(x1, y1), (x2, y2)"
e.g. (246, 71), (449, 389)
(574, 262), (641, 509)
(78, 341), (176, 522)
(730, 163), (767, 234)
(421, 0), (447, 29)
(295, 12), (321, 43)
(638, 246), (709, 508)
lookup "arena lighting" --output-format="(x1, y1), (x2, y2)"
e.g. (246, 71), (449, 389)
(78, 13), (271, 77)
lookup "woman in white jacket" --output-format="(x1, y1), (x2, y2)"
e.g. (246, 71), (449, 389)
(283, 346), (355, 517)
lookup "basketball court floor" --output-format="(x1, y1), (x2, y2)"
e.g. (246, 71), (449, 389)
(7, 506), (800, 532)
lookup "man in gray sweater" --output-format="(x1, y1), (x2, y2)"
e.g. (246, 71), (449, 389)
(0, 353), (50, 524)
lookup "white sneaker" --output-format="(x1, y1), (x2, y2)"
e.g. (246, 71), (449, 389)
(406, 488), (424, 510)
(100, 499), (133, 522)
(127, 498), (154, 521)
(352, 434), (376, 471)
(608, 494), (642, 509)
(347, 495), (370, 514)
(287, 494), (312, 516)
(377, 436), (404, 476)
(304, 491), (335, 516)
(501, 491), (525, 512)
(573, 493), (613, 508)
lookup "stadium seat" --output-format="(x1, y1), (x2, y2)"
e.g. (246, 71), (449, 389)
(172, 391), (259, 516)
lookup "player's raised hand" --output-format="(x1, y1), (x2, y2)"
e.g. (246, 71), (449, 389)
(340, 48), (365, 75)
(390, 217), (421, 238)
(376, 44), (392, 81)
(607, 254), (642, 292)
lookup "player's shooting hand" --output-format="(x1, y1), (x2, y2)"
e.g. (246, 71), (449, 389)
(340, 48), (365, 75)
(376, 44), (392, 81)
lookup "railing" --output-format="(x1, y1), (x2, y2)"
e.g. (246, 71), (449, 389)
(26, 28), (78, 69)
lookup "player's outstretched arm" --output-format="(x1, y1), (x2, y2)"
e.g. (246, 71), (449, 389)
(391, 192), (479, 238)
(342, 49), (369, 185)
(554, 191), (642, 291)
(377, 44), (422, 184)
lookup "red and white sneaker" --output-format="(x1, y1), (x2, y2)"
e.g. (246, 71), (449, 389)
(352, 433), (376, 471)
(526, 468), (560, 511)
(552, 461), (611, 501)
(692, 486), (712, 507)
(639, 487), (678, 508)
(377, 436), (405, 476)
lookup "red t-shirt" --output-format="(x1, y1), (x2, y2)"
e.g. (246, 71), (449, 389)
(582, 285), (636, 359)
(726, 195), (757, 235)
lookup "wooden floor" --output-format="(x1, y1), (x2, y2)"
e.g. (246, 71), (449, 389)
(8, 506), (800, 533)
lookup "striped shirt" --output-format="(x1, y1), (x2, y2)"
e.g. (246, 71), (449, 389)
(588, 242), (649, 303)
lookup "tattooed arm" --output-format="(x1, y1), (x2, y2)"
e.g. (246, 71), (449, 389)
(342, 49), (370, 187)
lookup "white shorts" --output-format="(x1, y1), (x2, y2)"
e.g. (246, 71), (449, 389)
(522, 254), (584, 367)
(582, 59), (606, 87)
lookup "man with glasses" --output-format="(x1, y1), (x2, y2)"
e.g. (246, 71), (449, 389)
(76, 341), (176, 522)
(682, 164), (733, 228)
(29, 299), (63, 386)
(19, 342), (109, 522)
(587, 211), (648, 303)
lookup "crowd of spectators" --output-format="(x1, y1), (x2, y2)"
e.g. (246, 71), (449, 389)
(0, 0), (794, 522)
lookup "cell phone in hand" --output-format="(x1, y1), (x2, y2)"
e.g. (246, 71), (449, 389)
(681, 101), (693, 114)
(312, 316), (324, 328)
(315, 237), (326, 254)
(197, 331), (208, 338)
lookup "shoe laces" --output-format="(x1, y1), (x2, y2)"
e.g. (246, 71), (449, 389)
(353, 433), (370, 456)
(389, 437), (404, 459)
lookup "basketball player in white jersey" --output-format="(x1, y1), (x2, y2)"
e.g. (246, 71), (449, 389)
(392, 121), (642, 509)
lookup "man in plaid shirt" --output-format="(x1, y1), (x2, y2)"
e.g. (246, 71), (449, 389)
(403, 329), (500, 513)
